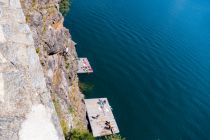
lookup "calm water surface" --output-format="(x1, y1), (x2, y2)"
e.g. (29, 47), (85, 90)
(64, 0), (210, 139)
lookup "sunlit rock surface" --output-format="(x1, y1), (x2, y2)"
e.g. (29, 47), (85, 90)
(0, 0), (64, 139)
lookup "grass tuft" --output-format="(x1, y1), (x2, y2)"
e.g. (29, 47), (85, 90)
(36, 48), (40, 54)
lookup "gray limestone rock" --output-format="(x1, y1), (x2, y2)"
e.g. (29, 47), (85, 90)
(31, 11), (42, 27)
(0, 0), (65, 140)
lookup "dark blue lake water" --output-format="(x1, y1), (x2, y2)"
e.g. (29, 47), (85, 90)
(64, 0), (210, 139)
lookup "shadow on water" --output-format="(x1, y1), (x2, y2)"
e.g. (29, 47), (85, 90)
(79, 80), (95, 96)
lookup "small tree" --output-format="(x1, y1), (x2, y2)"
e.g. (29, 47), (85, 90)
(59, 0), (70, 16)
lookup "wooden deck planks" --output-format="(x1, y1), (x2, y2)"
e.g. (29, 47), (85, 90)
(84, 98), (119, 137)
(77, 58), (93, 74)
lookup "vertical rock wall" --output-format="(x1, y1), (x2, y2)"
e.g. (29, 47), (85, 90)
(0, 0), (64, 139)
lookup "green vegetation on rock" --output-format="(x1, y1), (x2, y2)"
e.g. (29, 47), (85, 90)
(68, 107), (75, 114)
(65, 129), (95, 140)
(53, 98), (69, 136)
(25, 14), (31, 23)
(36, 48), (40, 54)
(64, 129), (125, 140)
(52, 98), (61, 117)
(61, 119), (69, 137)
(59, 0), (71, 16)
(65, 62), (70, 69)
(105, 134), (126, 140)
(42, 15), (47, 34)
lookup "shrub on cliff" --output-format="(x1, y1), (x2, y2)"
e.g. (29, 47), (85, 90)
(105, 134), (126, 140)
(65, 129), (95, 140)
(59, 0), (71, 16)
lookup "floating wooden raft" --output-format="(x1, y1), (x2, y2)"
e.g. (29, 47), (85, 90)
(84, 98), (119, 137)
(77, 58), (93, 74)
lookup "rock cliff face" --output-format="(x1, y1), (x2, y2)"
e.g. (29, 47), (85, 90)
(0, 0), (64, 139)
(19, 0), (87, 131)
(0, 0), (87, 139)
